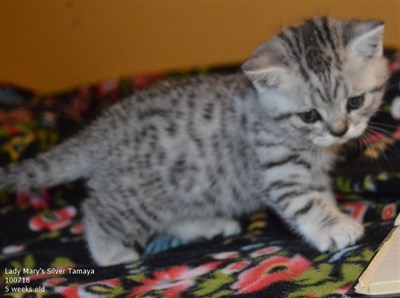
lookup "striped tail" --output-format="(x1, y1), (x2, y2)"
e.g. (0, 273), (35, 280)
(0, 137), (91, 191)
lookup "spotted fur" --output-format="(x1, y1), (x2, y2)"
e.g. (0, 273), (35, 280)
(0, 17), (389, 266)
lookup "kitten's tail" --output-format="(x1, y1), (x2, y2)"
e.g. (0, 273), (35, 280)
(0, 135), (92, 191)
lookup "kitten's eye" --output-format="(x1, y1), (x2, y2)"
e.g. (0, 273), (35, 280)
(298, 109), (321, 124)
(347, 94), (365, 110)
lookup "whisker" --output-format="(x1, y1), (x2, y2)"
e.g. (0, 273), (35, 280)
(367, 125), (392, 137)
(364, 128), (400, 171)
(382, 145), (400, 163)
(368, 130), (400, 158)
(356, 135), (367, 158)
(366, 126), (400, 157)
(369, 122), (400, 129)
(309, 142), (323, 170)
(360, 129), (385, 171)
(384, 82), (399, 92)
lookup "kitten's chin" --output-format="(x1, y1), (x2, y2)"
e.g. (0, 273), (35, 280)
(347, 123), (368, 140)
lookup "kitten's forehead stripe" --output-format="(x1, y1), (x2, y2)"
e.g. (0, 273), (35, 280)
(310, 91), (318, 107)
(315, 86), (329, 103)
(307, 20), (327, 47)
(324, 84), (331, 102)
(289, 27), (302, 48)
(322, 18), (342, 67)
(279, 18), (348, 104)
(343, 82), (350, 97)
(278, 32), (310, 81)
(278, 32), (299, 60)
(333, 76), (341, 100)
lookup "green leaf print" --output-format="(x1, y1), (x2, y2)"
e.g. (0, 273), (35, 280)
(289, 249), (375, 298)
(194, 270), (234, 297)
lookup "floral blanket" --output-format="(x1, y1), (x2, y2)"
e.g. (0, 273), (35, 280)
(1, 51), (400, 298)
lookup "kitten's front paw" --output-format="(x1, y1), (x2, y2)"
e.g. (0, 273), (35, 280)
(308, 214), (364, 252)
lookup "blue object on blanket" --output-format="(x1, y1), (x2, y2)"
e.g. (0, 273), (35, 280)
(144, 234), (188, 255)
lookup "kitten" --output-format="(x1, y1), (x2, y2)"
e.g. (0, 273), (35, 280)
(0, 17), (389, 266)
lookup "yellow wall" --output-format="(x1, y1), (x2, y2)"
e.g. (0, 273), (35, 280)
(1, 1), (399, 94)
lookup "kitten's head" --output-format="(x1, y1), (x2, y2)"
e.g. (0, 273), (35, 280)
(242, 17), (389, 147)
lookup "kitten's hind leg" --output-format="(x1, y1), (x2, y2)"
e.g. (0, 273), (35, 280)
(168, 217), (241, 241)
(82, 201), (140, 267)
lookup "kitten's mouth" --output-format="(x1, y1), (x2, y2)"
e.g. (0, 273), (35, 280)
(313, 135), (351, 147)
(313, 123), (367, 147)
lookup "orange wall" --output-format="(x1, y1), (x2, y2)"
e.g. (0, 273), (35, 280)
(1, 1), (399, 94)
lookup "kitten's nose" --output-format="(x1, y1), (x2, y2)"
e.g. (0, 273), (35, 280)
(328, 120), (348, 137)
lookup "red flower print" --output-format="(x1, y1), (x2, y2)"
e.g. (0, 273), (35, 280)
(382, 203), (397, 221)
(55, 284), (80, 297)
(0, 108), (33, 124)
(0, 108), (34, 137)
(42, 277), (70, 295)
(334, 283), (353, 294)
(212, 251), (240, 260)
(16, 189), (50, 210)
(249, 246), (281, 258)
(50, 278), (120, 297)
(71, 96), (89, 115)
(222, 261), (250, 274)
(70, 223), (84, 235)
(361, 131), (386, 145)
(391, 61), (400, 72)
(232, 255), (312, 294)
(29, 206), (77, 231)
(96, 79), (119, 100)
(42, 277), (67, 288)
(341, 202), (369, 223)
(132, 72), (164, 89)
(129, 261), (222, 298)
(393, 127), (400, 138)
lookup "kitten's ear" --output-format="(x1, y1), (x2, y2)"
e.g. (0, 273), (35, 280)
(344, 20), (384, 59)
(242, 51), (287, 91)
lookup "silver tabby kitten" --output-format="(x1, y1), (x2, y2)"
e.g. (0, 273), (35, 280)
(0, 17), (389, 266)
